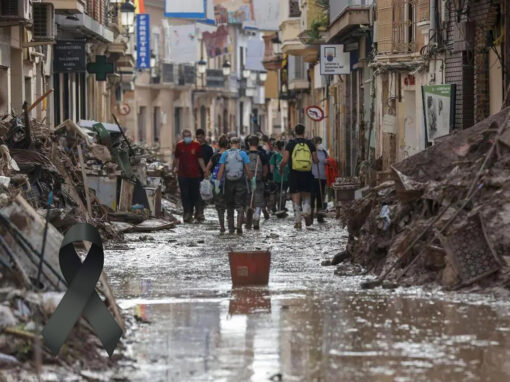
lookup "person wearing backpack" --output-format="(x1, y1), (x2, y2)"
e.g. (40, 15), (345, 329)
(205, 135), (229, 233)
(279, 124), (318, 229)
(311, 136), (329, 223)
(245, 135), (269, 230)
(216, 137), (253, 235)
(269, 140), (289, 212)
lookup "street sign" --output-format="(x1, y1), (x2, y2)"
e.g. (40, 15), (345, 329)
(87, 56), (114, 82)
(53, 40), (86, 73)
(320, 45), (350, 75)
(422, 84), (456, 145)
(136, 14), (150, 69)
(306, 106), (325, 122)
(118, 104), (131, 116)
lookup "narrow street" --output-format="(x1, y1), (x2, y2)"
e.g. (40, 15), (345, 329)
(105, 209), (510, 382)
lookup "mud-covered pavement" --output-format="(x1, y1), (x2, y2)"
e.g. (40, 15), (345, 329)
(104, 209), (510, 382)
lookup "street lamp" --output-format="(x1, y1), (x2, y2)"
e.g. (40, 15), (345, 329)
(250, 71), (257, 82)
(120, 0), (135, 34)
(198, 59), (207, 74)
(259, 71), (268, 82)
(242, 68), (251, 79)
(222, 61), (231, 76)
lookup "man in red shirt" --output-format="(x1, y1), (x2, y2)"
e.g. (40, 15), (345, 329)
(173, 129), (206, 223)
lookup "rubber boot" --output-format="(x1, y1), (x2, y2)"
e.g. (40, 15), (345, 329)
(253, 207), (261, 230)
(183, 212), (192, 224)
(227, 209), (235, 234)
(269, 194), (277, 213)
(293, 202), (302, 229)
(218, 209), (226, 233)
(236, 208), (244, 235)
(263, 207), (270, 220)
(303, 197), (313, 227)
(245, 208), (253, 230)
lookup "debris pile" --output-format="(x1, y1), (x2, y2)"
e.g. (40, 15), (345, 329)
(0, 110), (179, 377)
(1, 114), (179, 238)
(336, 107), (510, 291)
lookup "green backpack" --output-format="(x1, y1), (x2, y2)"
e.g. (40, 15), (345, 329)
(292, 142), (312, 171)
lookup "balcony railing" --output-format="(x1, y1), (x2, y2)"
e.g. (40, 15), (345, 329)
(330, 0), (373, 23)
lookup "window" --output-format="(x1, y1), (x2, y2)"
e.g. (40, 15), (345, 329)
(138, 106), (146, 142)
(174, 107), (182, 137)
(392, 0), (416, 53)
(153, 106), (161, 143)
(200, 106), (206, 132)
(289, 0), (301, 18)
(0, 68), (7, 115)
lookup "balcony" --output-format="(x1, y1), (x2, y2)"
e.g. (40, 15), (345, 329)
(280, 18), (303, 55)
(288, 55), (309, 91)
(262, 33), (283, 71)
(56, 13), (114, 43)
(327, 0), (372, 42)
(48, 0), (86, 14)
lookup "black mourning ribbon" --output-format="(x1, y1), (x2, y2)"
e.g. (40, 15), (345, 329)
(42, 223), (122, 357)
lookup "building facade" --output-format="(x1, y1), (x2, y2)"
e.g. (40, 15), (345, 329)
(264, 0), (509, 185)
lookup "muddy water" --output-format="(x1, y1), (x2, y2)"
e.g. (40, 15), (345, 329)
(105, 210), (510, 382)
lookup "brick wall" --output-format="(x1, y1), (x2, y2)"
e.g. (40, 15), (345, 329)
(445, 0), (502, 129)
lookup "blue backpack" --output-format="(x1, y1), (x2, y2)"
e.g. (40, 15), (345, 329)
(210, 154), (225, 185)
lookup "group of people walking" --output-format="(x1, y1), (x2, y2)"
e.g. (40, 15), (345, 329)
(173, 124), (330, 234)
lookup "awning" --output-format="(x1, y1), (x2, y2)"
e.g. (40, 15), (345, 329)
(56, 14), (114, 43)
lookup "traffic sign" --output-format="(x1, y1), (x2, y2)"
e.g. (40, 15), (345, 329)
(306, 106), (325, 122)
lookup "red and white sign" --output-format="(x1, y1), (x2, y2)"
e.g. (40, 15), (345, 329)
(306, 106), (325, 122)
(118, 103), (131, 116)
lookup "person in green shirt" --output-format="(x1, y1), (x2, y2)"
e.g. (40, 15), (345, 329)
(270, 141), (289, 212)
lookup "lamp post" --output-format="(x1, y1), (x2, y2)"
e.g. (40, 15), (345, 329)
(259, 71), (268, 82)
(242, 67), (251, 79)
(198, 60), (207, 75)
(222, 61), (231, 76)
(120, 0), (135, 35)
(150, 53), (157, 78)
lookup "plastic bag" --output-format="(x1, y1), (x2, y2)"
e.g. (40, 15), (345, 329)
(200, 179), (214, 201)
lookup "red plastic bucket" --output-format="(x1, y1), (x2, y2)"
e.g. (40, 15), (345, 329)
(228, 251), (271, 286)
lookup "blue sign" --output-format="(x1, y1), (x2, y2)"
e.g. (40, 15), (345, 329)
(136, 14), (150, 69)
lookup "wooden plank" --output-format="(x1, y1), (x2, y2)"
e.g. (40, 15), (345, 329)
(77, 145), (92, 217)
(118, 179), (135, 212)
(0, 195), (65, 290)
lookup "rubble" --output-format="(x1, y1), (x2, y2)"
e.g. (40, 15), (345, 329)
(338, 107), (510, 291)
(0, 111), (181, 377)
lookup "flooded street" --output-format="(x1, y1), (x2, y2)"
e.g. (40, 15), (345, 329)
(104, 210), (510, 382)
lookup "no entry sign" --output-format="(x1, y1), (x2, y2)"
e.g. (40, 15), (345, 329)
(306, 106), (325, 122)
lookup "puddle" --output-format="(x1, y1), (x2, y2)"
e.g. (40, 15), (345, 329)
(105, 209), (510, 381)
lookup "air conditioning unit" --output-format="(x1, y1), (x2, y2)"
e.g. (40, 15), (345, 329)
(0, 0), (32, 24)
(32, 3), (55, 42)
(161, 63), (175, 84)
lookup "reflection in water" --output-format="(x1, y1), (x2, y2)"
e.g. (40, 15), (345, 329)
(118, 291), (510, 381)
(106, 210), (510, 381)
(228, 288), (271, 315)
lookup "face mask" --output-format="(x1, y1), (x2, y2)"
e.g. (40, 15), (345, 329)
(318, 144), (324, 150)
(183, 137), (192, 144)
